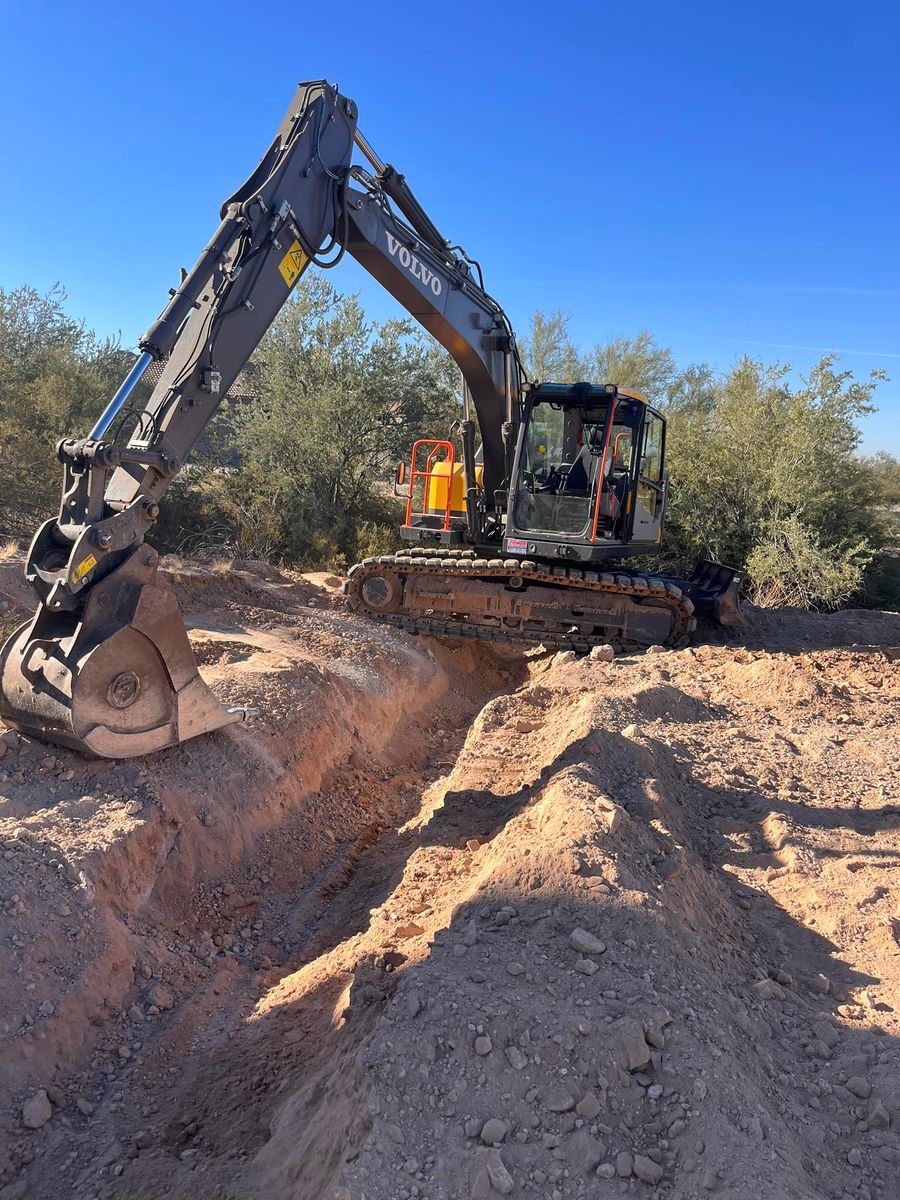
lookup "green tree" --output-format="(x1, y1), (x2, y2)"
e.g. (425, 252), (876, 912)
(860, 451), (900, 507)
(194, 276), (460, 566)
(585, 330), (677, 402)
(3, 285), (891, 611)
(522, 316), (705, 411)
(663, 355), (886, 608)
(520, 310), (584, 382)
(857, 452), (900, 609)
(663, 361), (720, 415)
(0, 284), (132, 536)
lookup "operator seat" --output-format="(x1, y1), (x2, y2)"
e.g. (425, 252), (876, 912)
(562, 428), (603, 494)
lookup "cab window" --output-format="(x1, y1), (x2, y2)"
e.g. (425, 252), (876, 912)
(641, 411), (664, 481)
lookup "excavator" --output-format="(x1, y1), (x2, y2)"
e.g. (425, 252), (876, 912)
(0, 81), (743, 760)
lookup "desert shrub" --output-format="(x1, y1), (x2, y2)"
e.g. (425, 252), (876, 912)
(663, 355), (885, 608)
(860, 451), (900, 507)
(0, 284), (892, 609)
(745, 515), (872, 610)
(208, 276), (460, 565)
(0, 285), (133, 536)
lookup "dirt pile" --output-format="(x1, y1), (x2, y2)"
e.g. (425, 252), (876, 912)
(341, 629), (900, 1200)
(0, 550), (898, 1200)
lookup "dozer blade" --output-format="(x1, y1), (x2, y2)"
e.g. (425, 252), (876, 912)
(684, 558), (745, 626)
(0, 546), (243, 758)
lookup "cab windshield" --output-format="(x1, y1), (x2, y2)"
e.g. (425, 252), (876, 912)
(513, 398), (639, 537)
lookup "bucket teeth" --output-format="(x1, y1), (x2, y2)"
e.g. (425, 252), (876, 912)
(0, 547), (241, 758)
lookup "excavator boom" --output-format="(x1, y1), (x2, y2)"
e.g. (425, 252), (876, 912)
(1, 81), (355, 755)
(0, 81), (522, 757)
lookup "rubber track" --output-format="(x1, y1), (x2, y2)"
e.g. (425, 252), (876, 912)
(344, 548), (697, 652)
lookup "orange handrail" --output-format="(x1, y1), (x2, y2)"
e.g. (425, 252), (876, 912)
(405, 439), (456, 531)
(612, 430), (629, 465)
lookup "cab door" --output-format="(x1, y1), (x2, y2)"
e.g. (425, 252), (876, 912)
(632, 409), (666, 545)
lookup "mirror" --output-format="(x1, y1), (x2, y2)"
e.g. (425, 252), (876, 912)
(393, 461), (407, 496)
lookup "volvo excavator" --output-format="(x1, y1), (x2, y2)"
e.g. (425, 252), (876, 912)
(0, 80), (743, 760)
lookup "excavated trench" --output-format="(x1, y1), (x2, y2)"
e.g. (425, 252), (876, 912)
(0, 570), (531, 1200)
(126, 640), (530, 1200)
(3, 561), (900, 1200)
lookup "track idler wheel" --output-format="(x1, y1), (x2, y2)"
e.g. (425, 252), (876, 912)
(0, 547), (242, 758)
(346, 562), (404, 615)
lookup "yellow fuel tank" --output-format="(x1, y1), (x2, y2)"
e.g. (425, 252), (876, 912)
(425, 461), (483, 516)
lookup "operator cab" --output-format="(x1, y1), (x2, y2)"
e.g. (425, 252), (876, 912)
(505, 383), (666, 562)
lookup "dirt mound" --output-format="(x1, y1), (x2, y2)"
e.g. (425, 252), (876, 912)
(0, 566), (898, 1200)
(336, 630), (900, 1200)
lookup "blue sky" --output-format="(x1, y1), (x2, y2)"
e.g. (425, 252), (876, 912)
(1, 0), (897, 451)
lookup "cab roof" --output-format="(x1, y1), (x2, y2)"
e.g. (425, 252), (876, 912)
(530, 382), (649, 405)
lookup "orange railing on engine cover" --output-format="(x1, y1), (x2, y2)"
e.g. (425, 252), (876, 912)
(405, 439), (456, 531)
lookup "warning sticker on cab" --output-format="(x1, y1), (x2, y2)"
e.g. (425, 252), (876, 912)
(278, 240), (308, 288)
(504, 538), (528, 553)
(71, 553), (97, 585)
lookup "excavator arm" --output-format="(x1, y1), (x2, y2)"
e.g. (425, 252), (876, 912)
(343, 167), (517, 505)
(0, 80), (519, 757)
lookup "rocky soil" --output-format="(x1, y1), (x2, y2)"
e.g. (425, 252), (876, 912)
(0, 551), (898, 1200)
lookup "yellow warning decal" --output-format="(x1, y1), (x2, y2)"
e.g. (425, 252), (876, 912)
(71, 553), (97, 585)
(278, 240), (308, 288)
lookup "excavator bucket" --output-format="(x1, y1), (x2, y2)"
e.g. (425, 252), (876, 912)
(684, 558), (746, 626)
(0, 547), (243, 758)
